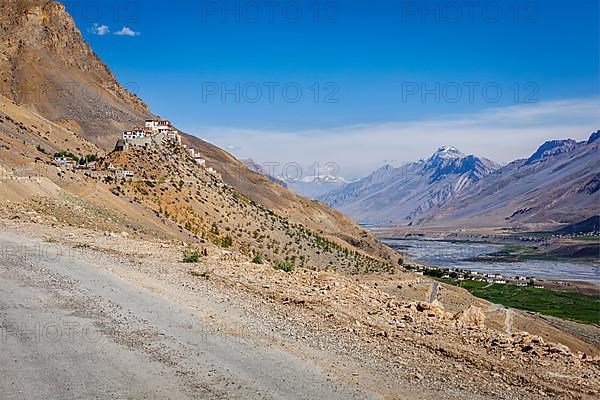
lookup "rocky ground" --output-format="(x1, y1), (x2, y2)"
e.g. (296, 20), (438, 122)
(1, 217), (599, 399)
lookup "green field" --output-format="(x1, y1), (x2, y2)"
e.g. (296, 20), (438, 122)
(440, 279), (600, 325)
(571, 236), (600, 242)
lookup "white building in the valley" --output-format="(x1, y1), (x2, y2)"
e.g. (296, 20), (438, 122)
(195, 157), (206, 166)
(144, 119), (160, 132)
(53, 156), (77, 169)
(121, 119), (181, 148)
(122, 129), (146, 140)
(115, 118), (217, 174)
(53, 156), (70, 165)
(115, 169), (134, 178)
(166, 130), (181, 144)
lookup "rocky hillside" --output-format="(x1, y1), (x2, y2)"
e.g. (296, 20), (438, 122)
(0, 0), (151, 148)
(418, 131), (600, 230)
(0, 92), (398, 271)
(0, 0), (398, 267)
(98, 140), (394, 272)
(320, 147), (499, 226)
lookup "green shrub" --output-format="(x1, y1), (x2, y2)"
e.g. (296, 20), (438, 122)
(79, 154), (97, 165)
(274, 261), (294, 273)
(183, 249), (202, 263)
(252, 251), (264, 264)
(220, 236), (233, 248)
(54, 150), (79, 162)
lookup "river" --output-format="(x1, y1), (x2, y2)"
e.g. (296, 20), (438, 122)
(384, 238), (600, 284)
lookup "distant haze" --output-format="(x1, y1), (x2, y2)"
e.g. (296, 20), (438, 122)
(193, 98), (600, 179)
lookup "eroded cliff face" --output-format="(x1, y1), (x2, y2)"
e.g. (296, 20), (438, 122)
(0, 0), (149, 146)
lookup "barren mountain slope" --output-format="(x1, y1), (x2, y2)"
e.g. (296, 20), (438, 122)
(320, 147), (499, 225)
(418, 134), (600, 230)
(0, 0), (151, 147)
(0, 94), (397, 272)
(98, 141), (394, 272)
(0, 94), (207, 240)
(0, 0), (395, 264)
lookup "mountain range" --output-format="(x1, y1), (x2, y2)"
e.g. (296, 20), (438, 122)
(319, 146), (499, 225)
(418, 133), (600, 229)
(283, 174), (351, 199)
(320, 135), (599, 230)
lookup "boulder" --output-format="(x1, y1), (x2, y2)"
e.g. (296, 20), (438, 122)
(546, 343), (572, 356)
(454, 306), (486, 327)
(416, 301), (446, 318)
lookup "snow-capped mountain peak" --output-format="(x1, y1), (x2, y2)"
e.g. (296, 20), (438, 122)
(319, 146), (499, 225)
(297, 175), (349, 184)
(432, 146), (464, 159)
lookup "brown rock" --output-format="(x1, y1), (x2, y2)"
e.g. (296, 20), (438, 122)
(454, 306), (486, 328)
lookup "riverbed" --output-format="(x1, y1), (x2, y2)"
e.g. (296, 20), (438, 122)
(384, 238), (600, 284)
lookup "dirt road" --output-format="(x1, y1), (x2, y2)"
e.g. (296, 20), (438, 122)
(2, 224), (598, 400)
(0, 230), (380, 400)
(428, 282), (439, 303)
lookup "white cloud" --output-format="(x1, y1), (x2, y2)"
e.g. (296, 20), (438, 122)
(114, 27), (140, 37)
(192, 97), (600, 180)
(89, 23), (110, 36)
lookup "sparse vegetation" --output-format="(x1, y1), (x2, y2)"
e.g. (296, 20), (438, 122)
(441, 279), (600, 325)
(54, 150), (79, 162)
(78, 154), (98, 165)
(220, 236), (233, 248)
(252, 250), (264, 264)
(91, 141), (391, 275)
(182, 249), (202, 263)
(274, 261), (294, 273)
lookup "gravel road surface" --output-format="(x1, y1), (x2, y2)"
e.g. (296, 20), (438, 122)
(0, 230), (381, 400)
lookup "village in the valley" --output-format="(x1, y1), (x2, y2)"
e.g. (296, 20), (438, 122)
(52, 119), (217, 179)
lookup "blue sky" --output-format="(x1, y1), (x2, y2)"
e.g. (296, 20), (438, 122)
(67, 0), (599, 177)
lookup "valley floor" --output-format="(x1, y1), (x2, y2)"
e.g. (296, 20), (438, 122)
(1, 220), (599, 399)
